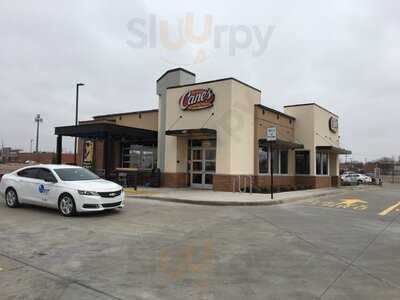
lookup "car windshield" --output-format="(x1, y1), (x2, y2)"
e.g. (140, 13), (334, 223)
(54, 168), (100, 181)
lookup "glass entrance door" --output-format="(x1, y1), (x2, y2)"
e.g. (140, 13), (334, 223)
(190, 141), (216, 189)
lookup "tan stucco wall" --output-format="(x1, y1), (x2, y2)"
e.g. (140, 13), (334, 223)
(313, 107), (340, 147)
(157, 70), (196, 172)
(229, 80), (261, 174)
(284, 104), (341, 176)
(164, 79), (260, 175)
(313, 105), (340, 177)
(92, 110), (158, 131)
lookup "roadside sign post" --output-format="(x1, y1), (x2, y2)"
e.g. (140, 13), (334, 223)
(266, 127), (277, 200)
(270, 143), (274, 199)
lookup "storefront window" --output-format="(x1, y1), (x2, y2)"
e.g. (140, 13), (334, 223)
(258, 146), (269, 174)
(280, 150), (288, 174)
(258, 145), (289, 175)
(205, 149), (216, 160)
(142, 146), (154, 169)
(316, 151), (321, 175)
(122, 143), (157, 170)
(191, 140), (202, 147)
(192, 149), (202, 160)
(205, 174), (213, 185)
(322, 153), (328, 174)
(202, 140), (216, 148)
(295, 151), (310, 175)
(316, 152), (328, 175)
(129, 147), (141, 169)
(272, 149), (279, 174)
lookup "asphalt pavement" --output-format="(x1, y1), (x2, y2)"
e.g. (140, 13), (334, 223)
(0, 184), (399, 299)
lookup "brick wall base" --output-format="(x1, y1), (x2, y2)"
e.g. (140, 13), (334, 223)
(254, 176), (296, 189)
(162, 173), (335, 191)
(331, 176), (339, 187)
(213, 175), (297, 192)
(315, 176), (332, 188)
(213, 175), (235, 192)
(295, 176), (316, 189)
(161, 172), (189, 188)
(295, 176), (333, 189)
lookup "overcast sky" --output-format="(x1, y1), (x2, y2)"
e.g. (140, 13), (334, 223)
(1, 0), (399, 161)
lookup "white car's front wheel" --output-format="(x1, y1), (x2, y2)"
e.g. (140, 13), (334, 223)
(58, 194), (76, 217)
(5, 188), (20, 208)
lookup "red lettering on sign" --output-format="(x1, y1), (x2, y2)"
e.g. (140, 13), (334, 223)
(179, 88), (215, 111)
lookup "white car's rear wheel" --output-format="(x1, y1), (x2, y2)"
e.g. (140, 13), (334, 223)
(58, 194), (76, 217)
(5, 188), (20, 208)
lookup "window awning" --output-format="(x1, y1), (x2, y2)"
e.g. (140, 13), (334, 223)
(316, 146), (352, 154)
(259, 139), (304, 150)
(165, 128), (216, 137)
(55, 122), (157, 141)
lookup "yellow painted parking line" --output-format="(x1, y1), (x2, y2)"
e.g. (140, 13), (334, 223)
(378, 201), (400, 216)
(304, 198), (368, 211)
(337, 199), (367, 206)
(0, 267), (3, 271)
(336, 199), (368, 210)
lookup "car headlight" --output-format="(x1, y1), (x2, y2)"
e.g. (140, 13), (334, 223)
(78, 190), (99, 196)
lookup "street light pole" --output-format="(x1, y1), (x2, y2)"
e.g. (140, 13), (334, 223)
(34, 114), (43, 153)
(74, 83), (85, 164)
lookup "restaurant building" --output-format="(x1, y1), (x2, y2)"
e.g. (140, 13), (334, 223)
(55, 68), (351, 191)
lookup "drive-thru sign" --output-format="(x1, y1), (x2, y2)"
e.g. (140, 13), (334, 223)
(266, 127), (277, 141)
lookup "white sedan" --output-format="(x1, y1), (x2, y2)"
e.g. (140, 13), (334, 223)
(341, 173), (372, 184)
(0, 164), (125, 217)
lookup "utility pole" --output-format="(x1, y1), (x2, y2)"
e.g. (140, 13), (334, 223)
(392, 155), (396, 184)
(34, 114), (43, 153)
(1, 139), (4, 162)
(74, 83), (85, 164)
(30, 139), (34, 153)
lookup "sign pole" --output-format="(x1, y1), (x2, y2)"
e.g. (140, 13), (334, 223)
(266, 127), (277, 200)
(270, 143), (274, 200)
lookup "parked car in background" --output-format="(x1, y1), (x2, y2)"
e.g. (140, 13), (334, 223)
(340, 171), (355, 180)
(0, 164), (124, 217)
(358, 174), (373, 183)
(341, 173), (372, 185)
(341, 174), (359, 185)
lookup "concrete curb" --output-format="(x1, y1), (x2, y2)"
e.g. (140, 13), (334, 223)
(126, 190), (342, 206)
(126, 185), (381, 206)
(128, 195), (283, 206)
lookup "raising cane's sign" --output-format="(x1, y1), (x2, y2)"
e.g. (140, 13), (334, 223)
(179, 88), (215, 111)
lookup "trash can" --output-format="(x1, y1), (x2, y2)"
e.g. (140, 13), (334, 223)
(150, 168), (161, 187)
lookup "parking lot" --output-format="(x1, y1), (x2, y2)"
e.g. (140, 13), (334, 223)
(0, 185), (400, 299)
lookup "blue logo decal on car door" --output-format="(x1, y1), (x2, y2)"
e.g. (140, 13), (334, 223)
(38, 184), (50, 194)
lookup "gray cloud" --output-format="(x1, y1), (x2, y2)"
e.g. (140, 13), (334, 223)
(1, 0), (399, 160)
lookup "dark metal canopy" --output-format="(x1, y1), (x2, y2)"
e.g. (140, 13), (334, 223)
(259, 138), (304, 150)
(55, 122), (157, 141)
(316, 146), (352, 155)
(165, 128), (216, 137)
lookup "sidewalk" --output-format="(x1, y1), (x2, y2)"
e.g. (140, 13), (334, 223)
(124, 186), (374, 206)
